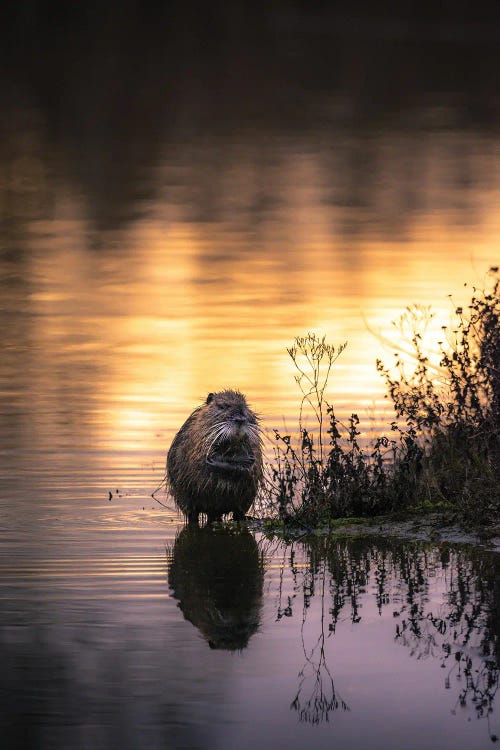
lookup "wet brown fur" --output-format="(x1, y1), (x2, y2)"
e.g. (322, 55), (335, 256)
(167, 390), (263, 523)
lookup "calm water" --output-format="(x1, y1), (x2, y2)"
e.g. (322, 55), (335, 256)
(2, 513), (500, 749)
(1, 7), (500, 749)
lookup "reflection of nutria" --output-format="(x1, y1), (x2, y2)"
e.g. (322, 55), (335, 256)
(167, 390), (263, 523)
(168, 525), (263, 650)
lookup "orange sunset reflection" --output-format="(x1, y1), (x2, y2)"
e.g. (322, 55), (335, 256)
(23, 228), (499, 464)
(1, 122), (498, 469)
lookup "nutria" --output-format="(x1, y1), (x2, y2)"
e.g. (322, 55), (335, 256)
(167, 389), (263, 523)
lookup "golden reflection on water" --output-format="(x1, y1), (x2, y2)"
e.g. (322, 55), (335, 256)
(2, 133), (499, 466)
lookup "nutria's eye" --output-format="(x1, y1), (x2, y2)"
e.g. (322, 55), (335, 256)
(217, 402), (227, 410)
(206, 393), (214, 404)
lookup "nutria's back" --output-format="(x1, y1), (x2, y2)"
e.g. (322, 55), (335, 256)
(167, 390), (263, 523)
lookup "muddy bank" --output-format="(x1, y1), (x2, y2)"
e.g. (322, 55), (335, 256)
(251, 513), (500, 551)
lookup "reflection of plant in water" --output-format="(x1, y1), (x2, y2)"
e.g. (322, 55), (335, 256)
(276, 537), (374, 723)
(450, 656), (498, 738)
(291, 555), (349, 723)
(273, 536), (500, 734)
(392, 547), (500, 740)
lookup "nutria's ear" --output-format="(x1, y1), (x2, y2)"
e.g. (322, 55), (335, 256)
(206, 393), (214, 404)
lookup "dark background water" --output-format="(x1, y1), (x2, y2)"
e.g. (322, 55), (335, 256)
(3, 1), (500, 235)
(1, 4), (500, 748)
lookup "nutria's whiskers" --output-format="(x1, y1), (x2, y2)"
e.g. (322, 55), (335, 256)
(204, 425), (229, 456)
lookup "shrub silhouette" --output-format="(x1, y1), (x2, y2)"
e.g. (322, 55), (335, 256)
(267, 269), (499, 526)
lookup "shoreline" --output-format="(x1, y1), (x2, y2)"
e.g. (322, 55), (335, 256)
(250, 512), (500, 551)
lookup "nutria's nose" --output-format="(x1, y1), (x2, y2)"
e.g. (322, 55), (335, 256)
(233, 415), (246, 425)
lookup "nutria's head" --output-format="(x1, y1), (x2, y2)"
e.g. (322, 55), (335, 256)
(198, 389), (262, 474)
